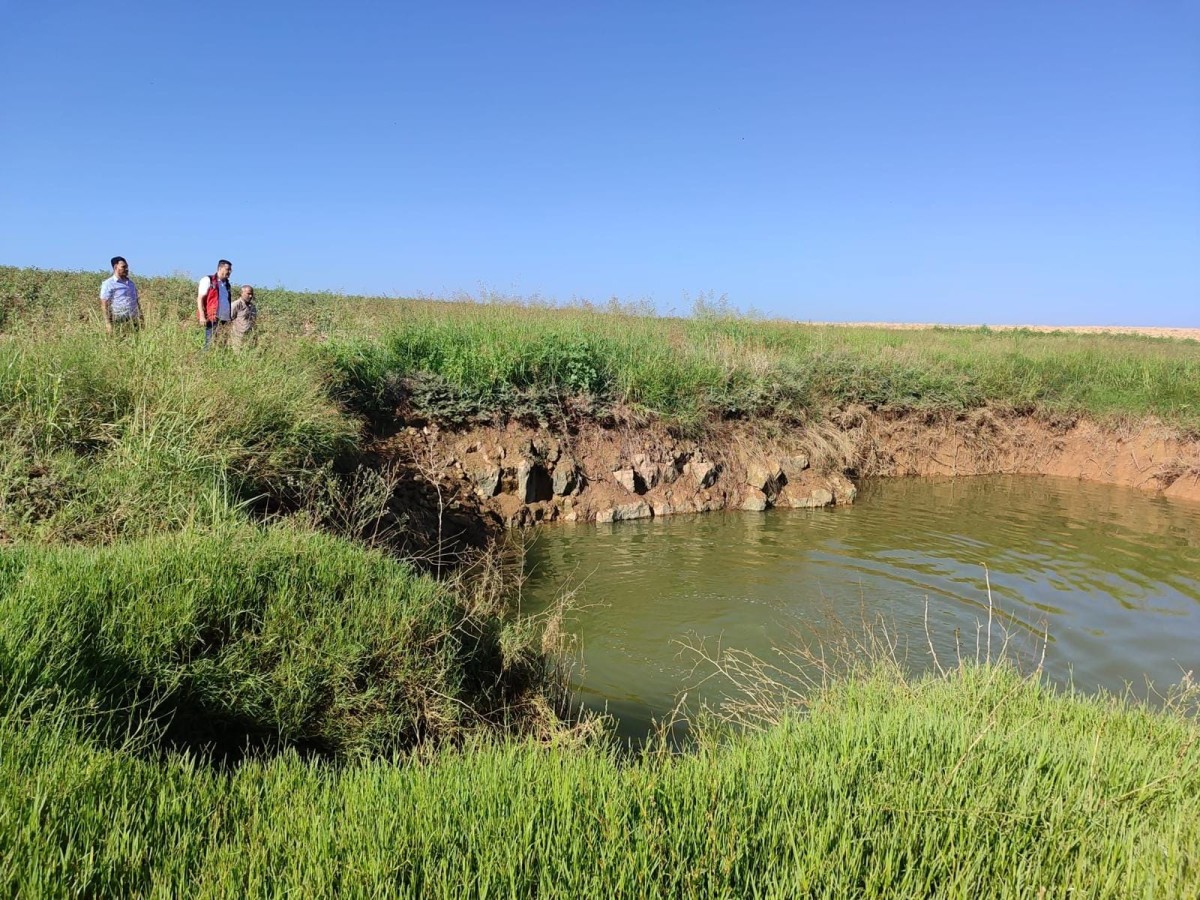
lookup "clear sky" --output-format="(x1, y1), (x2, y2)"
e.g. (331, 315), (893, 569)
(2, 1), (1197, 324)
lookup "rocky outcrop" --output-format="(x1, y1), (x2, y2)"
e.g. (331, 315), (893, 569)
(379, 422), (852, 527)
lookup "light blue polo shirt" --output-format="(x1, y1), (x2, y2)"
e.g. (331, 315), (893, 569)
(217, 279), (231, 321)
(100, 275), (140, 319)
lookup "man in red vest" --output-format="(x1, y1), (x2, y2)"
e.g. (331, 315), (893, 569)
(196, 259), (234, 348)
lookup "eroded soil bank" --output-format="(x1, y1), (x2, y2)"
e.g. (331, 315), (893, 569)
(375, 409), (1200, 531)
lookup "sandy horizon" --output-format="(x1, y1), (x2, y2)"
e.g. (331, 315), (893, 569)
(814, 322), (1200, 340)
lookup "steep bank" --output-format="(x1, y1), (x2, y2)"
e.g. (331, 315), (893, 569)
(374, 410), (1200, 530)
(851, 408), (1200, 502)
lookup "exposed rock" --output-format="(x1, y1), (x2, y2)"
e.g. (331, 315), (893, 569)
(741, 489), (769, 511)
(831, 475), (858, 505)
(746, 461), (786, 498)
(685, 458), (720, 489)
(552, 459), (580, 496)
(470, 465), (502, 499)
(785, 488), (834, 508)
(660, 453), (685, 486)
(613, 467), (646, 494)
(786, 454), (810, 475)
(631, 453), (660, 490)
(530, 437), (561, 462)
(516, 460), (553, 503)
(595, 500), (653, 523)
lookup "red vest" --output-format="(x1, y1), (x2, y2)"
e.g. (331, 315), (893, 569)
(203, 274), (229, 323)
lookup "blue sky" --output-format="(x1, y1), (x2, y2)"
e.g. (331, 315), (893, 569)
(2, 1), (1197, 324)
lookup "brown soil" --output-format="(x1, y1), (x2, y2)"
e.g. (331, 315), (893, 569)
(377, 421), (857, 528)
(374, 411), (1200, 531)
(846, 408), (1200, 503)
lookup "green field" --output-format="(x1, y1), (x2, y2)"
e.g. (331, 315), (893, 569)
(2, 265), (1198, 896)
(6, 265), (1200, 430)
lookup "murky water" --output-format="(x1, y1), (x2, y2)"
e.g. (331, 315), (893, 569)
(521, 476), (1200, 739)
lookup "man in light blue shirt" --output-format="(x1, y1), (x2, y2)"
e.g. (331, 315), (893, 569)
(98, 256), (142, 334)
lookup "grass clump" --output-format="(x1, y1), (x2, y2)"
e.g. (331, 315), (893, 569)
(0, 526), (543, 759)
(2, 664), (1197, 897)
(0, 326), (356, 542)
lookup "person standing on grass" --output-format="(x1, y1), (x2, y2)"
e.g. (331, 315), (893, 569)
(229, 284), (257, 349)
(99, 256), (143, 335)
(197, 259), (234, 348)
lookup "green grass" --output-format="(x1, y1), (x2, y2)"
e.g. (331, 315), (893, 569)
(2, 664), (1196, 897)
(325, 310), (1200, 427)
(0, 526), (547, 759)
(3, 265), (1199, 896)
(6, 264), (1197, 430)
(0, 320), (356, 543)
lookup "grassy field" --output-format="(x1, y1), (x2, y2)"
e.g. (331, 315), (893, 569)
(5, 265), (1200, 430)
(2, 264), (1199, 895)
(3, 664), (1197, 897)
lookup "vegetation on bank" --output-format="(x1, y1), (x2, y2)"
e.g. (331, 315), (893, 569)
(5, 265), (1200, 433)
(2, 265), (1199, 895)
(0, 325), (354, 543)
(0, 527), (549, 760)
(4, 665), (1197, 897)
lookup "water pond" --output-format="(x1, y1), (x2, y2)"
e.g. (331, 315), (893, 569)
(520, 476), (1200, 739)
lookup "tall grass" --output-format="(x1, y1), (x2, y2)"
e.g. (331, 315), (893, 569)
(2, 664), (1196, 897)
(6, 265), (1199, 430)
(0, 323), (356, 542)
(3, 265), (1200, 896)
(324, 311), (1200, 427)
(0, 525), (549, 758)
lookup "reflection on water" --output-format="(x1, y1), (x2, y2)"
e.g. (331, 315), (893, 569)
(520, 476), (1200, 740)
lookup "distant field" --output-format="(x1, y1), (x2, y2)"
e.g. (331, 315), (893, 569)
(820, 322), (1200, 340)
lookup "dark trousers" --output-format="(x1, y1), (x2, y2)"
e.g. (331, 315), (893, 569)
(203, 320), (230, 349)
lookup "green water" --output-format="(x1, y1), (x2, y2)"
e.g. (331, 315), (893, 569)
(521, 476), (1200, 739)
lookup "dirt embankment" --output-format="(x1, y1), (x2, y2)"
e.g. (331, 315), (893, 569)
(377, 411), (1200, 530)
(848, 408), (1200, 503)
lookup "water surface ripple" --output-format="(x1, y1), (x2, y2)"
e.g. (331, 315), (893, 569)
(521, 476), (1200, 738)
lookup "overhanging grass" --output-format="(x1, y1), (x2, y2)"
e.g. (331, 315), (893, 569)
(0, 526), (540, 758)
(2, 665), (1196, 897)
(323, 312), (1200, 426)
